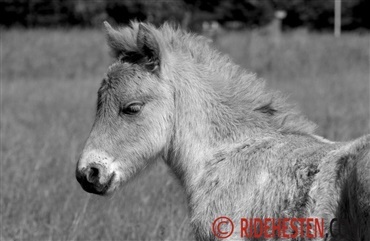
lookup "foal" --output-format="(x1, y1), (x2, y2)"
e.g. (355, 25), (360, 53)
(76, 22), (370, 240)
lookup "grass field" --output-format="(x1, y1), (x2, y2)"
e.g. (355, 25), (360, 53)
(1, 28), (369, 240)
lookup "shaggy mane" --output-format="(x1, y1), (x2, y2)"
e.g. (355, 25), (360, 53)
(117, 21), (317, 134)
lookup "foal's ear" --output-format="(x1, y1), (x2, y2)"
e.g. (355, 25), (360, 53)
(137, 23), (161, 72)
(103, 21), (136, 57)
(104, 21), (123, 53)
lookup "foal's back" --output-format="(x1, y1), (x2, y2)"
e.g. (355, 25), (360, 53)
(193, 133), (370, 240)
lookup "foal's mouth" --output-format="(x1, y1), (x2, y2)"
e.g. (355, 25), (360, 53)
(77, 171), (116, 196)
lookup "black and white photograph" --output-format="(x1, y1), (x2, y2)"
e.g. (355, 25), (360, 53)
(1, 0), (369, 240)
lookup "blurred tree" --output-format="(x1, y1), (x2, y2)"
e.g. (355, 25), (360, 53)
(145, 0), (185, 26)
(69, 0), (107, 27)
(342, 0), (369, 30)
(216, 0), (275, 27)
(106, 0), (146, 25)
(182, 0), (274, 30)
(0, 0), (368, 31)
(0, 0), (29, 27)
(273, 0), (369, 31)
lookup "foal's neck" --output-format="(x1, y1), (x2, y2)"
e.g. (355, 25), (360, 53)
(165, 62), (276, 195)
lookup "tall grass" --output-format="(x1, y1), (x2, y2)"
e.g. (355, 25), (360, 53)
(1, 28), (369, 240)
(217, 30), (369, 140)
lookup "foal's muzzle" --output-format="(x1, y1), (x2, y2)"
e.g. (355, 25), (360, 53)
(76, 151), (115, 195)
(76, 164), (115, 195)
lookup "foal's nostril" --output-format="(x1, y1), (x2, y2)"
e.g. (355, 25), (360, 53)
(76, 161), (114, 195)
(86, 166), (100, 183)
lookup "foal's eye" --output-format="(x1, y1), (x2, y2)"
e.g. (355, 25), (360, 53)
(121, 102), (144, 115)
(119, 55), (127, 63)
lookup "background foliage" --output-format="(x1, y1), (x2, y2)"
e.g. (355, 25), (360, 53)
(1, 0), (369, 31)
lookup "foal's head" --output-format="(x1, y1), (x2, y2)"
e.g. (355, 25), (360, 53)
(76, 22), (174, 195)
